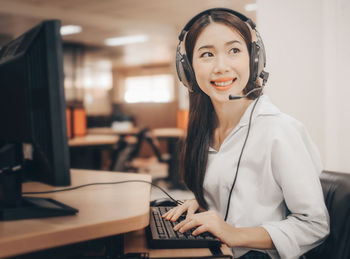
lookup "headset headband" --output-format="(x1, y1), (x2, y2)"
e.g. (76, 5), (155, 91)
(178, 8), (256, 41)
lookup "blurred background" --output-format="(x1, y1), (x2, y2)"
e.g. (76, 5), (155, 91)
(0, 0), (349, 175)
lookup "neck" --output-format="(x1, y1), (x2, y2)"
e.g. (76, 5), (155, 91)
(213, 98), (252, 130)
(211, 97), (253, 150)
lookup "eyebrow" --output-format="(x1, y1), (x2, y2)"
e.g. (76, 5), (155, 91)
(197, 40), (243, 52)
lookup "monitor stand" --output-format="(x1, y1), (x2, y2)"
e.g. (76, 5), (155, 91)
(0, 166), (78, 221)
(0, 196), (78, 221)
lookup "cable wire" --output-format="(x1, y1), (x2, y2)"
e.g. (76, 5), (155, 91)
(224, 94), (262, 221)
(23, 179), (184, 205)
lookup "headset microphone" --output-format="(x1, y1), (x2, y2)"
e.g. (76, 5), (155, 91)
(229, 87), (262, 100)
(228, 71), (269, 100)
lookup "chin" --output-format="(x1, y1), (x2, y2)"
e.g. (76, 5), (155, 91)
(210, 94), (231, 104)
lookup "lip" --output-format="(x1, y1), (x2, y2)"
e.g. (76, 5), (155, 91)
(210, 77), (236, 91)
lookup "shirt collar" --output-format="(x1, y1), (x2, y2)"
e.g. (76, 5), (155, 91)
(208, 95), (280, 153)
(237, 94), (280, 128)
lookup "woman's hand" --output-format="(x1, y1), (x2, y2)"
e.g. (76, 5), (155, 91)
(162, 199), (200, 221)
(173, 210), (237, 246)
(164, 204), (274, 249)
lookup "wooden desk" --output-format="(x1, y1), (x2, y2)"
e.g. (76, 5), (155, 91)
(69, 134), (120, 170)
(86, 127), (187, 188)
(87, 127), (140, 136)
(0, 169), (151, 258)
(87, 127), (185, 139)
(68, 134), (119, 147)
(125, 229), (234, 258)
(152, 128), (186, 139)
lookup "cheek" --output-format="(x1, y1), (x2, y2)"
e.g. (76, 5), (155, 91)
(236, 57), (250, 83)
(192, 62), (208, 85)
(243, 55), (251, 79)
(242, 65), (250, 82)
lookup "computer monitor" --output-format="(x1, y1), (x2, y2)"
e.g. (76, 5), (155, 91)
(0, 20), (78, 220)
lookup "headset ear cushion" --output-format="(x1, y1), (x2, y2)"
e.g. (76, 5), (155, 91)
(249, 36), (267, 83)
(256, 32), (267, 76)
(249, 42), (260, 82)
(176, 51), (197, 92)
(176, 51), (189, 87)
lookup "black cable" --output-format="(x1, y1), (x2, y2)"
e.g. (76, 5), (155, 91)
(23, 179), (184, 205)
(224, 94), (262, 221)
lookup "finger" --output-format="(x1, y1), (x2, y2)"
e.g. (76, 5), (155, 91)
(192, 225), (209, 236)
(162, 208), (178, 220)
(170, 206), (188, 221)
(162, 210), (170, 217)
(162, 206), (181, 218)
(178, 219), (200, 233)
(161, 207), (175, 216)
(161, 209), (171, 218)
(186, 206), (197, 219)
(173, 218), (188, 231)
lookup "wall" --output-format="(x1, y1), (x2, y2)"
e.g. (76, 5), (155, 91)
(112, 64), (178, 130)
(322, 0), (350, 173)
(118, 102), (178, 129)
(257, 0), (350, 173)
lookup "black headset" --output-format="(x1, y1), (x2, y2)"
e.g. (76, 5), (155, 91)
(176, 8), (269, 93)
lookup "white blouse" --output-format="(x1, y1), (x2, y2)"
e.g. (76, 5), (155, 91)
(203, 95), (329, 259)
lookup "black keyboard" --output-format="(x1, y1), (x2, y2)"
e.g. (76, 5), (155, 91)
(147, 206), (221, 249)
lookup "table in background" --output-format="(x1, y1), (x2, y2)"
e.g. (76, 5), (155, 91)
(69, 134), (120, 170)
(87, 127), (140, 137)
(68, 134), (119, 147)
(0, 169), (151, 258)
(87, 127), (186, 188)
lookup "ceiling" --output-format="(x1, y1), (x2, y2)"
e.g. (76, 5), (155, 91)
(0, 0), (256, 67)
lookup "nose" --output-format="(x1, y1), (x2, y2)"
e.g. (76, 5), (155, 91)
(213, 54), (231, 74)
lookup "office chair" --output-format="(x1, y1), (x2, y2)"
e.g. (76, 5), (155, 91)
(109, 127), (149, 171)
(303, 170), (350, 259)
(127, 128), (185, 188)
(144, 130), (171, 164)
(126, 130), (171, 177)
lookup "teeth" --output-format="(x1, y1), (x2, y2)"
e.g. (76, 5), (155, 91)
(213, 80), (233, 86)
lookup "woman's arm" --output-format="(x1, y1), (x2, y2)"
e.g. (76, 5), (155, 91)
(260, 120), (330, 258)
(233, 226), (274, 249)
(173, 209), (275, 249)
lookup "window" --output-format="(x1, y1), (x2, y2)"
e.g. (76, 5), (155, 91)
(81, 60), (113, 90)
(63, 55), (113, 115)
(124, 74), (174, 103)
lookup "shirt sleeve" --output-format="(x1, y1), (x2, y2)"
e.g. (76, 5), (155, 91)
(261, 120), (329, 259)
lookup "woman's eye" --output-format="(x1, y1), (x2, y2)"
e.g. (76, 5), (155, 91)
(229, 48), (240, 54)
(200, 52), (213, 58)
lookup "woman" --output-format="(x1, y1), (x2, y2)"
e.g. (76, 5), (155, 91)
(163, 8), (329, 259)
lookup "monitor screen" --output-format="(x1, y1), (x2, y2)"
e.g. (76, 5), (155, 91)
(0, 20), (77, 220)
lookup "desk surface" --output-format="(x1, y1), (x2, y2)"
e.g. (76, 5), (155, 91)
(68, 134), (120, 147)
(87, 127), (140, 136)
(0, 169), (151, 258)
(87, 127), (186, 139)
(152, 127), (185, 139)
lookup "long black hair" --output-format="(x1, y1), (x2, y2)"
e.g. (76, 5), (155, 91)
(181, 10), (256, 209)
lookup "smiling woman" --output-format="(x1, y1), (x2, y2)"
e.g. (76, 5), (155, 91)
(163, 8), (330, 259)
